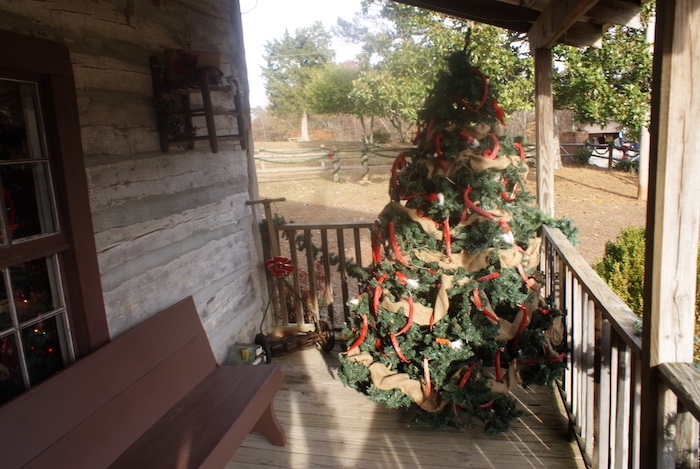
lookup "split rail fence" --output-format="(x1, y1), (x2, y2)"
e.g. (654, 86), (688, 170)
(254, 142), (536, 180)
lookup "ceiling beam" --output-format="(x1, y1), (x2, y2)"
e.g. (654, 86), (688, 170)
(394, 0), (538, 33)
(529, 0), (603, 49)
(560, 21), (604, 48)
(587, 0), (642, 28)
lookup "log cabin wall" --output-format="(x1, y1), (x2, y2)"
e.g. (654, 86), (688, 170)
(0, 0), (265, 361)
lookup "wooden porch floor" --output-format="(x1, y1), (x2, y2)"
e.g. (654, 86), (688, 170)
(227, 346), (586, 469)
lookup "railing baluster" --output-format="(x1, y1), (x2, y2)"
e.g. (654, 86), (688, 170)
(353, 226), (363, 268)
(287, 229), (301, 326)
(564, 264), (574, 406)
(574, 277), (584, 435)
(336, 228), (350, 323)
(609, 335), (620, 467)
(582, 294), (595, 457)
(320, 229), (334, 328)
(631, 357), (642, 468)
(304, 229), (317, 324)
(597, 319), (612, 468)
(615, 342), (632, 468)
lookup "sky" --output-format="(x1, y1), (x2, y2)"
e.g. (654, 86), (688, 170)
(239, 0), (365, 108)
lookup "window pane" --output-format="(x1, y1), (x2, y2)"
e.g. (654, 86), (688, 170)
(0, 79), (55, 244)
(0, 273), (10, 331)
(21, 315), (65, 386)
(1, 163), (56, 241)
(0, 80), (45, 162)
(10, 257), (62, 324)
(0, 333), (25, 404)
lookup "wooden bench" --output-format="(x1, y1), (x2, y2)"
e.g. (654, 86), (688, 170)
(0, 296), (285, 468)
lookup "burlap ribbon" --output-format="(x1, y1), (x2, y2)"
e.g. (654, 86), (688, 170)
(421, 148), (523, 178)
(345, 349), (446, 412)
(383, 202), (443, 240)
(414, 248), (492, 272)
(543, 315), (565, 358)
(412, 237), (540, 273)
(380, 274), (453, 325)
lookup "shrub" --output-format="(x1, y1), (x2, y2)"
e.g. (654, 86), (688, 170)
(372, 129), (392, 144)
(573, 145), (592, 165)
(594, 226), (646, 316)
(594, 225), (700, 363)
(612, 158), (639, 173)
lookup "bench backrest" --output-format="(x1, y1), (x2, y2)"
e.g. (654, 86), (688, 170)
(0, 296), (216, 468)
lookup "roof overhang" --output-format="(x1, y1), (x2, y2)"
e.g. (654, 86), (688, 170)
(392, 0), (643, 49)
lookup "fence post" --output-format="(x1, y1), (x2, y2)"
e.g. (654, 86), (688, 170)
(608, 141), (614, 170)
(332, 146), (340, 182)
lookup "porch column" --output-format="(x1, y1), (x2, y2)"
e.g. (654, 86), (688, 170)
(534, 47), (555, 216)
(641, 1), (700, 467)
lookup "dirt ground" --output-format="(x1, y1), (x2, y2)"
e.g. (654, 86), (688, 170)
(256, 159), (647, 265)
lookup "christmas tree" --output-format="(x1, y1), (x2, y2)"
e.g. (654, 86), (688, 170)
(338, 49), (577, 433)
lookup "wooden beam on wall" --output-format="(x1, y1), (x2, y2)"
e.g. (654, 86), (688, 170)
(641, 0), (700, 467)
(529, 0), (603, 49)
(534, 47), (555, 216)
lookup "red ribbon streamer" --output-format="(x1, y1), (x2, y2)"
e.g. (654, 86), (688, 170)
(482, 133), (500, 159)
(342, 314), (368, 355)
(388, 220), (409, 266)
(389, 333), (411, 363)
(390, 151), (408, 197)
(396, 296), (414, 336)
(513, 141), (526, 162)
(491, 98), (505, 126)
(462, 186), (495, 220)
(443, 219), (453, 262)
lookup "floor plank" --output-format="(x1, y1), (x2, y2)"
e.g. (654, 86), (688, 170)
(227, 346), (585, 469)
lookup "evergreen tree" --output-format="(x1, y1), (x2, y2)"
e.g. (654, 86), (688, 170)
(262, 22), (334, 141)
(338, 49), (576, 433)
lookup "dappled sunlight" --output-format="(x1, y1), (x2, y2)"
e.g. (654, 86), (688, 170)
(229, 347), (585, 468)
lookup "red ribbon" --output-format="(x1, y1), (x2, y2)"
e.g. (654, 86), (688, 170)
(491, 98), (505, 126)
(389, 220), (409, 266)
(462, 186), (495, 220)
(443, 219), (453, 262)
(482, 133), (500, 159)
(513, 141), (526, 162)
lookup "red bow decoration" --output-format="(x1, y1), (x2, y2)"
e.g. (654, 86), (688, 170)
(265, 257), (294, 277)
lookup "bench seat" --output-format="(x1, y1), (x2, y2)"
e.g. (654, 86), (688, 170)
(0, 296), (285, 469)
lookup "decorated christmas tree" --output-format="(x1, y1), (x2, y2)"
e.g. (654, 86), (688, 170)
(338, 49), (577, 433)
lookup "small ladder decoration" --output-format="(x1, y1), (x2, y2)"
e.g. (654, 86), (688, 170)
(150, 55), (247, 153)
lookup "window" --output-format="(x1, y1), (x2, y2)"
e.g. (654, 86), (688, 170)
(0, 31), (109, 405)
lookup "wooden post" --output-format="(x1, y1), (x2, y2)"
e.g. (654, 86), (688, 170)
(247, 198), (287, 329)
(641, 1), (700, 467)
(534, 47), (555, 216)
(332, 146), (340, 183)
(637, 13), (655, 202)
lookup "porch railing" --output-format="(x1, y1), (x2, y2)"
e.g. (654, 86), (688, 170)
(541, 225), (700, 468)
(262, 220), (700, 467)
(265, 221), (374, 332)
